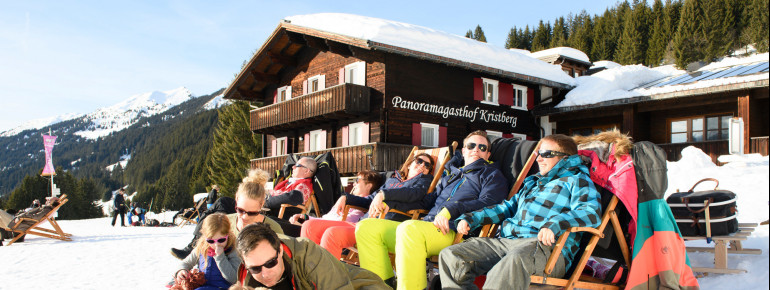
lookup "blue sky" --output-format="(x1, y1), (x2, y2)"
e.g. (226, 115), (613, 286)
(0, 0), (619, 132)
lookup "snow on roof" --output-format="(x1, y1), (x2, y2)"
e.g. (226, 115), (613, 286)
(284, 13), (574, 87)
(529, 47), (591, 64)
(555, 53), (769, 108)
(590, 60), (621, 70)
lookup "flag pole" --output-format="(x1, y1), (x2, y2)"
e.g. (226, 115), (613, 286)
(49, 129), (55, 197)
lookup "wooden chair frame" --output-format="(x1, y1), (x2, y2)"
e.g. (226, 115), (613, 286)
(5, 194), (73, 245)
(278, 193), (320, 219)
(178, 198), (207, 227)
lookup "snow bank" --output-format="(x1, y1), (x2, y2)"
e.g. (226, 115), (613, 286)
(556, 65), (669, 107)
(285, 13), (574, 86)
(530, 46), (591, 63)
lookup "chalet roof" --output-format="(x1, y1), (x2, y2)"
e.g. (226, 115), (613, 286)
(223, 13), (574, 101)
(535, 53), (769, 115)
(529, 47), (592, 67)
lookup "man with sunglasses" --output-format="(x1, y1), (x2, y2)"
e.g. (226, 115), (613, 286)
(264, 157), (317, 219)
(235, 223), (389, 289)
(356, 130), (508, 289)
(438, 134), (601, 289)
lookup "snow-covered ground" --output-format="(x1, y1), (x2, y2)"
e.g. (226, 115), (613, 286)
(1, 148), (767, 289)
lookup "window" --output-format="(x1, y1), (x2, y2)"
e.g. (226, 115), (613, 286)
(481, 78), (498, 105)
(512, 84), (528, 110)
(486, 130), (502, 139)
(309, 130), (326, 151)
(670, 114), (732, 143)
(420, 123), (439, 147)
(348, 122), (368, 146)
(512, 133), (527, 141)
(308, 75), (325, 93)
(275, 137), (287, 156)
(345, 62), (366, 86)
(276, 86), (291, 102)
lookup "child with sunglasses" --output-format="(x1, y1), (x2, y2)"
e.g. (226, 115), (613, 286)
(174, 213), (241, 290)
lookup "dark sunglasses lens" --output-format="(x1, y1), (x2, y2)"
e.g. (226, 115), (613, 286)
(477, 144), (488, 152)
(236, 207), (259, 216)
(249, 256), (279, 274)
(465, 142), (488, 152)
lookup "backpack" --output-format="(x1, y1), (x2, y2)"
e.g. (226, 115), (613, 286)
(631, 141), (668, 202)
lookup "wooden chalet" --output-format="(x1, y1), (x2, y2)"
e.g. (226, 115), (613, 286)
(529, 47), (593, 77)
(223, 14), (573, 177)
(536, 59), (769, 163)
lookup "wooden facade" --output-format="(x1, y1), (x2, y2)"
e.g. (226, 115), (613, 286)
(224, 20), (571, 176)
(538, 79), (769, 164)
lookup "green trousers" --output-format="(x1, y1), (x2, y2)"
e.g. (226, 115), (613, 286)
(356, 218), (457, 290)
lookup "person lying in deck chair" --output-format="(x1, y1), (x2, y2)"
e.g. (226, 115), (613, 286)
(438, 134), (601, 290)
(356, 130), (508, 289)
(263, 157), (316, 219)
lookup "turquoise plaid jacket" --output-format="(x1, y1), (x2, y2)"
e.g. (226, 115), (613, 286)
(455, 154), (601, 269)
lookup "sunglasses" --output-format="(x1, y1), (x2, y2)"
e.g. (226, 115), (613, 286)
(464, 142), (489, 152)
(235, 206), (261, 216)
(206, 236), (228, 244)
(538, 149), (569, 159)
(413, 158), (432, 169)
(247, 252), (280, 274)
(293, 163), (314, 172)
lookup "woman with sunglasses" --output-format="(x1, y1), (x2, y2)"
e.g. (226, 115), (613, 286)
(174, 213), (241, 290)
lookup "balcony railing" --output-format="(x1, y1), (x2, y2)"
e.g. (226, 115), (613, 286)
(250, 83), (370, 134)
(250, 143), (415, 179)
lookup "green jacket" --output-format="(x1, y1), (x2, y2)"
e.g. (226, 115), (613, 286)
(239, 234), (388, 290)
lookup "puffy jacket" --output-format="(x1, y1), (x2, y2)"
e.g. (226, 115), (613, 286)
(456, 154), (601, 269)
(422, 156), (508, 223)
(239, 234), (389, 289)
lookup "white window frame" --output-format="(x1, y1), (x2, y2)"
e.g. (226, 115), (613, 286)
(486, 130), (503, 139)
(481, 78), (499, 105)
(309, 129), (326, 151)
(420, 123), (439, 147)
(512, 133), (527, 141)
(277, 85), (292, 102)
(348, 122), (367, 146)
(275, 137), (287, 156)
(512, 84), (528, 110)
(345, 62), (366, 86)
(308, 75), (326, 93)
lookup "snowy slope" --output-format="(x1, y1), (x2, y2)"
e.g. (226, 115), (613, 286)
(203, 93), (229, 110)
(74, 87), (194, 139)
(0, 113), (83, 137)
(0, 148), (767, 289)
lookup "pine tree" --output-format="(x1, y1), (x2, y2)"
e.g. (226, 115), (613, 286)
(532, 20), (552, 51)
(661, 0), (684, 63)
(465, 30), (473, 38)
(647, 0), (667, 65)
(592, 9), (615, 60)
(550, 17), (569, 47)
(674, 0), (707, 68)
(568, 11), (594, 55)
(505, 27), (519, 49)
(474, 25), (487, 42)
(747, 0), (769, 52)
(617, 0), (651, 65)
(523, 25), (533, 50)
(611, 1), (632, 60)
(704, 0), (731, 61)
(206, 101), (261, 196)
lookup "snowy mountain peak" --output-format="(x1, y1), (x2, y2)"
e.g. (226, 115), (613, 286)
(0, 113), (84, 137)
(75, 87), (195, 140)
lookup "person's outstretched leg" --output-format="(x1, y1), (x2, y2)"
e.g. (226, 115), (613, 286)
(111, 210), (118, 226)
(355, 218), (400, 281)
(394, 220), (456, 290)
(320, 223), (356, 259)
(482, 238), (566, 290)
(439, 237), (513, 289)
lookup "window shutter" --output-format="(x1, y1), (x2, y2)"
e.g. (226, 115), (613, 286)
(473, 78), (483, 101)
(499, 83), (513, 106)
(319, 75), (326, 90)
(439, 126), (447, 147)
(357, 62), (366, 86)
(339, 68), (345, 85)
(363, 122), (369, 143)
(286, 86), (292, 100)
(320, 130), (327, 150)
(304, 133), (310, 152)
(412, 123), (421, 146)
(271, 139), (277, 156)
(526, 87), (534, 110)
(273, 90), (277, 104)
(342, 126), (349, 147)
(302, 80), (308, 95)
(284, 140), (288, 154)
(503, 133), (513, 139)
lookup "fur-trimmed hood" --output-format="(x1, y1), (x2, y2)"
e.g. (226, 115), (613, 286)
(573, 130), (633, 162)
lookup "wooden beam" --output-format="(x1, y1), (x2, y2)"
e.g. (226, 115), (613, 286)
(267, 52), (297, 67)
(737, 94), (751, 153)
(250, 69), (279, 83)
(622, 106), (635, 138)
(327, 40), (353, 57)
(286, 31), (307, 46)
(237, 88), (262, 101)
(304, 35), (329, 51)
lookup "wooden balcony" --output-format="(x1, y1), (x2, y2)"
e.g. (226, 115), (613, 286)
(249, 83), (371, 134)
(250, 142), (415, 178)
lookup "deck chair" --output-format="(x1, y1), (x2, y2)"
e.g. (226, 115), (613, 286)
(178, 197), (207, 227)
(276, 152), (344, 219)
(5, 195), (72, 245)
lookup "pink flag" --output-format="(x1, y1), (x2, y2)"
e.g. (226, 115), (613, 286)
(42, 135), (57, 176)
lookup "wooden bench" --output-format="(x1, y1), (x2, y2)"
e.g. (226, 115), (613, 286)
(684, 223), (761, 274)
